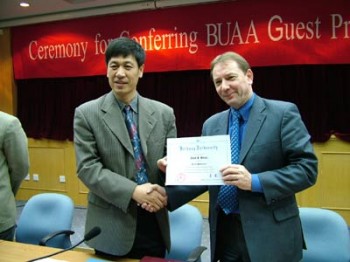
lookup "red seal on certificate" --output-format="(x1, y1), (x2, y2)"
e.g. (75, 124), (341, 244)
(176, 173), (186, 183)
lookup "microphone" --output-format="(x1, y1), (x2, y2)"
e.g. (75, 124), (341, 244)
(26, 226), (101, 262)
(83, 226), (101, 241)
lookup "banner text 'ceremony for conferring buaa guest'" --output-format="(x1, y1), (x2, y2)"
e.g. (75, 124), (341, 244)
(11, 0), (350, 79)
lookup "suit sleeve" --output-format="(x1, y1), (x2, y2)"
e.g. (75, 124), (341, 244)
(257, 103), (318, 204)
(4, 117), (29, 195)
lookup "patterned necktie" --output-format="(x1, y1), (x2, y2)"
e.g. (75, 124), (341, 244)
(218, 109), (240, 214)
(124, 105), (148, 184)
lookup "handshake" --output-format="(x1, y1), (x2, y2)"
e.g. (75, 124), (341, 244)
(132, 157), (168, 213)
(132, 183), (168, 213)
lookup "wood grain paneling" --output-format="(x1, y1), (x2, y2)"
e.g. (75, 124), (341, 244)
(297, 137), (350, 224)
(0, 28), (15, 114)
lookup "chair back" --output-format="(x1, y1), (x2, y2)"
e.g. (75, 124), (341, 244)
(16, 193), (74, 249)
(300, 207), (350, 262)
(166, 204), (204, 261)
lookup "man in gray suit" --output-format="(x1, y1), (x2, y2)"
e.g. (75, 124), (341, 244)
(0, 111), (29, 241)
(156, 52), (318, 261)
(73, 37), (176, 259)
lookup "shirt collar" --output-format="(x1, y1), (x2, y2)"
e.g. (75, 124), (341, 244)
(116, 93), (139, 114)
(232, 93), (255, 122)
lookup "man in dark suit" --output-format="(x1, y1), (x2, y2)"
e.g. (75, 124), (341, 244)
(73, 37), (176, 259)
(156, 52), (318, 262)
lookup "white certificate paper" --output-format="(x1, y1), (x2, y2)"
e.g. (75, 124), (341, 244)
(165, 135), (231, 185)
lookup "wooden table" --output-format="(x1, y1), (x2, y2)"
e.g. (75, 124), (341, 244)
(0, 240), (137, 262)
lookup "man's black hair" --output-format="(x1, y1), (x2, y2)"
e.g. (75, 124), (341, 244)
(105, 37), (145, 67)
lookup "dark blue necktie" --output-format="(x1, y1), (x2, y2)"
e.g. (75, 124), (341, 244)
(218, 109), (240, 214)
(124, 105), (148, 184)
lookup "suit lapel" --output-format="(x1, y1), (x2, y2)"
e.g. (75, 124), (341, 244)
(101, 92), (134, 156)
(240, 95), (266, 163)
(210, 110), (230, 136)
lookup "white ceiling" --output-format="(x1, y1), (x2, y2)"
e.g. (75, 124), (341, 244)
(0, 0), (227, 28)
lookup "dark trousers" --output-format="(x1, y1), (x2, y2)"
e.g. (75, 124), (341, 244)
(96, 207), (166, 259)
(215, 209), (251, 262)
(0, 225), (15, 241)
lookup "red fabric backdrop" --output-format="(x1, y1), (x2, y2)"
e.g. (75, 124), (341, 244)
(12, 0), (350, 79)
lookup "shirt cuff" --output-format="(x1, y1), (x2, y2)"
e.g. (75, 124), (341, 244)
(251, 174), (263, 193)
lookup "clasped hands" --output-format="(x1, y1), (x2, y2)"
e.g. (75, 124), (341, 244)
(132, 158), (169, 213)
(132, 183), (167, 213)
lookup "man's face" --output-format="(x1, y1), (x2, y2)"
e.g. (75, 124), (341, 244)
(107, 54), (144, 104)
(212, 60), (253, 109)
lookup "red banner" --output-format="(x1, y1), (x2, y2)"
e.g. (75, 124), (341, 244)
(12, 0), (350, 79)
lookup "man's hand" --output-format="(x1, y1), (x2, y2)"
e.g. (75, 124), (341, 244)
(157, 156), (167, 173)
(220, 164), (252, 191)
(140, 184), (167, 212)
(132, 183), (167, 212)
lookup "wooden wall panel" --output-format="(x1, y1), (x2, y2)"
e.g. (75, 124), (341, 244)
(0, 29), (15, 114)
(190, 192), (209, 218)
(297, 137), (350, 224)
(320, 153), (350, 207)
(15, 139), (87, 205)
(22, 147), (67, 192)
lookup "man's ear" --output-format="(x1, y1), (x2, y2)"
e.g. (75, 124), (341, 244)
(139, 64), (145, 78)
(246, 69), (253, 84)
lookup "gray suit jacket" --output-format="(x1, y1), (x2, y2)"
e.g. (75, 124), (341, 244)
(167, 95), (318, 262)
(74, 91), (176, 255)
(0, 111), (29, 234)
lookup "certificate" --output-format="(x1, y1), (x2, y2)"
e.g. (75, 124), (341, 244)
(165, 135), (231, 185)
